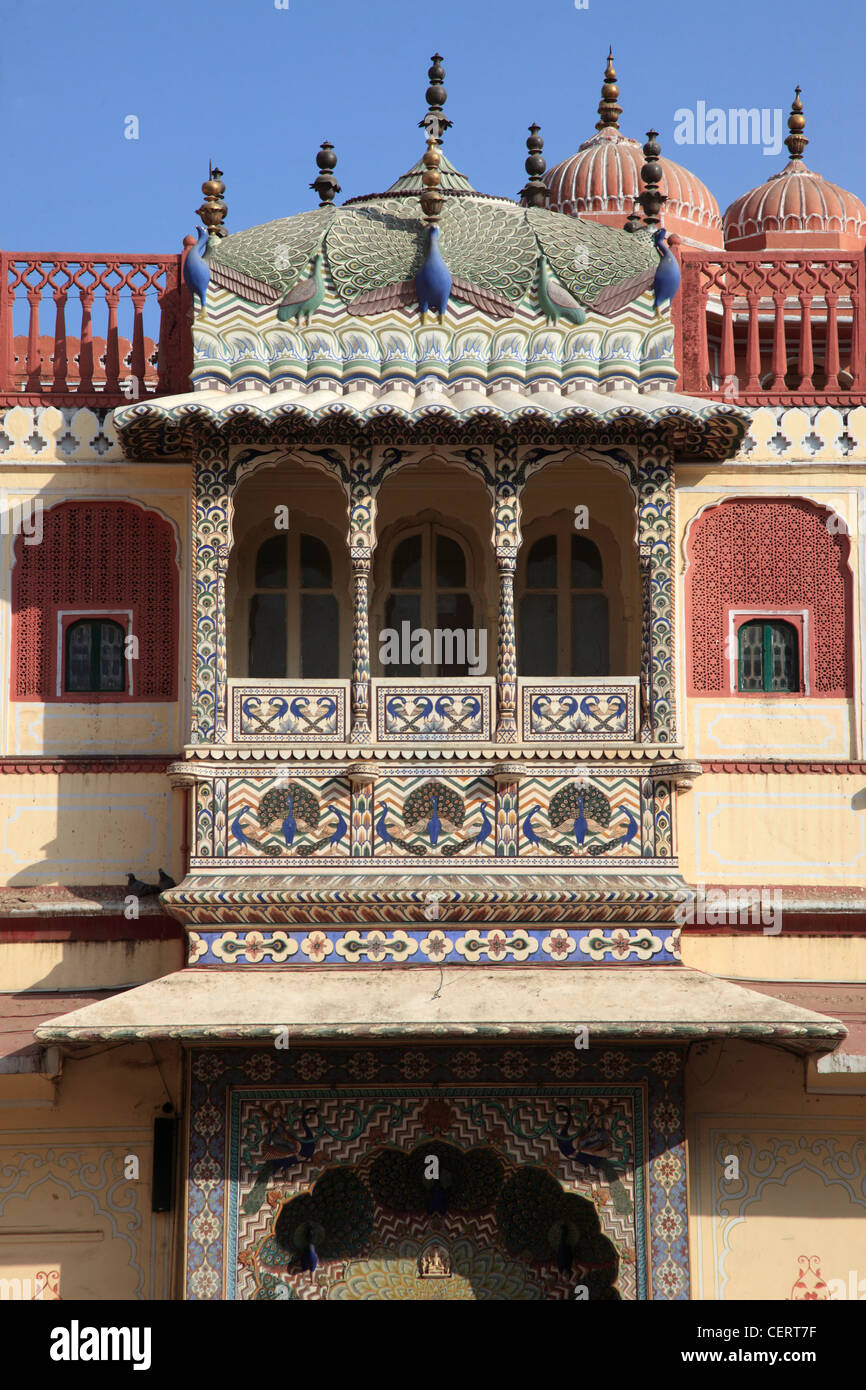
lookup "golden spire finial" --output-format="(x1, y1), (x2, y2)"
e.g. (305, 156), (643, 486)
(785, 86), (808, 162)
(418, 52), (450, 223)
(596, 48), (622, 131)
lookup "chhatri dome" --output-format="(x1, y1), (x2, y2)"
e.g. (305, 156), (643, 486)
(723, 88), (866, 250)
(544, 53), (724, 250)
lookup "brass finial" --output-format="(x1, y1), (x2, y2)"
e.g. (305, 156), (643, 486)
(310, 141), (341, 206)
(596, 49), (622, 131)
(624, 200), (643, 233)
(520, 124), (548, 207)
(784, 86), (808, 162)
(638, 130), (667, 229)
(418, 52), (451, 223)
(197, 163), (227, 238)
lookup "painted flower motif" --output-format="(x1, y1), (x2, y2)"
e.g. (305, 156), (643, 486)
(547, 1050), (578, 1079)
(609, 928), (634, 959)
(657, 1255), (687, 1296)
(419, 1099), (454, 1134)
(302, 931), (333, 963)
(296, 1052), (329, 1081)
(192, 1154), (221, 1185)
(650, 1049), (681, 1078)
(398, 1051), (431, 1080)
(192, 1053), (225, 1084)
(499, 1049), (530, 1080)
(187, 932), (208, 964)
(656, 1203), (684, 1243)
(652, 1101), (680, 1134)
(652, 1151), (683, 1188)
(597, 1051), (632, 1080)
(244, 1053), (278, 1081)
(364, 931), (388, 962)
(663, 930), (682, 960)
(242, 932), (267, 964)
(189, 1266), (220, 1299)
(449, 1049), (483, 1079)
(543, 931), (575, 960)
(346, 1050), (379, 1081)
(191, 1209), (220, 1245)
(193, 1101), (222, 1137)
(420, 930), (451, 963)
(486, 932), (508, 959)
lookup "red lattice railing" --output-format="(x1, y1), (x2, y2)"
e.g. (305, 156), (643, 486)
(2, 243), (865, 411)
(671, 244), (866, 405)
(0, 251), (192, 407)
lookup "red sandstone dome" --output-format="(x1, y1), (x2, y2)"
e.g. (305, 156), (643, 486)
(543, 54), (724, 251)
(723, 90), (866, 251)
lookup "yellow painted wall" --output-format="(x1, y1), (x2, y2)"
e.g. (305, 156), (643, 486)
(688, 1040), (866, 1299)
(0, 1042), (182, 1301)
(0, 773), (185, 887)
(0, 938), (184, 993)
(682, 931), (866, 983)
(678, 772), (866, 887)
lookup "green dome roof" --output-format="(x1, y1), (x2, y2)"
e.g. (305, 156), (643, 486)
(206, 178), (659, 315)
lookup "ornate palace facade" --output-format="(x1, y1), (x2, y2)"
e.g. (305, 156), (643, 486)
(0, 57), (863, 1301)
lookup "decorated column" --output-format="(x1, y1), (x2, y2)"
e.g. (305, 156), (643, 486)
(493, 448), (523, 743)
(348, 448), (376, 744)
(191, 442), (232, 744)
(637, 442), (676, 744)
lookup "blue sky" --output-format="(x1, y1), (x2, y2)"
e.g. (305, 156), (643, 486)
(1, 0), (862, 252)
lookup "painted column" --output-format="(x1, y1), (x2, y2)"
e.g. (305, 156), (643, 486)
(637, 443), (676, 744)
(495, 769), (520, 857)
(493, 449), (523, 743)
(191, 443), (232, 744)
(349, 765), (374, 857)
(348, 448), (377, 744)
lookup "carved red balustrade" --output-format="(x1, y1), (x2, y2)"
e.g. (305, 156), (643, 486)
(0, 251), (193, 407)
(671, 243), (866, 406)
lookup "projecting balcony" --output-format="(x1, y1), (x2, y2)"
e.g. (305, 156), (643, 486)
(224, 674), (640, 748)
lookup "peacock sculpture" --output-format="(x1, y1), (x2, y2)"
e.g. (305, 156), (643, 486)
(537, 255), (587, 326)
(415, 225), (452, 320)
(276, 252), (326, 324)
(183, 226), (210, 316)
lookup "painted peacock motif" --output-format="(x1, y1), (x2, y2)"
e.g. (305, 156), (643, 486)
(547, 783), (611, 854)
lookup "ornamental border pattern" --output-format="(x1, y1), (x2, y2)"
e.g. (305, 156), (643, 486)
(184, 1043), (689, 1301)
(186, 925), (682, 967)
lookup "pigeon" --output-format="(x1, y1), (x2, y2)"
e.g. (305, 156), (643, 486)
(126, 872), (158, 897)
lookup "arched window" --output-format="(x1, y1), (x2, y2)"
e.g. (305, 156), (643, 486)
(737, 619), (800, 693)
(64, 619), (127, 693)
(248, 532), (339, 678)
(380, 524), (475, 677)
(518, 527), (610, 676)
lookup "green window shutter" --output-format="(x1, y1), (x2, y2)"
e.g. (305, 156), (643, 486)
(737, 622), (764, 691)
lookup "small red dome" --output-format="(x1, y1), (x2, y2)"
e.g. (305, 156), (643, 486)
(543, 55), (724, 250)
(723, 89), (866, 250)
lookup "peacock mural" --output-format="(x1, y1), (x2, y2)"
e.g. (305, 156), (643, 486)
(547, 782), (612, 854)
(227, 782), (349, 857)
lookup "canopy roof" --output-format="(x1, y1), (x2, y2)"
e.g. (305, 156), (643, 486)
(34, 966), (846, 1053)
